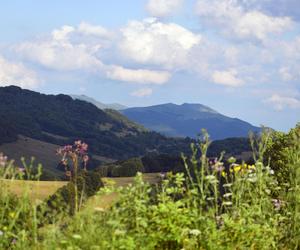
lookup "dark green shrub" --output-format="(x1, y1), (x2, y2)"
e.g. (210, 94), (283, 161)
(41, 170), (103, 221)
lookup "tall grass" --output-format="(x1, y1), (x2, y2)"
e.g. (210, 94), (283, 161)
(0, 129), (299, 249)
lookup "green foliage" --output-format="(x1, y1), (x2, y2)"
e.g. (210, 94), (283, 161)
(0, 86), (193, 160)
(36, 128), (300, 249)
(100, 158), (145, 177)
(44, 170), (103, 218)
(1, 126), (300, 249)
(265, 123), (300, 185)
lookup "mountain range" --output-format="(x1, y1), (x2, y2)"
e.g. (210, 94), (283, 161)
(71, 95), (127, 110)
(0, 86), (193, 175)
(70, 95), (261, 140)
(0, 86), (255, 179)
(121, 103), (261, 140)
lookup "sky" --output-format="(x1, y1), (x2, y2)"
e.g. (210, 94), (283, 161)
(0, 0), (299, 132)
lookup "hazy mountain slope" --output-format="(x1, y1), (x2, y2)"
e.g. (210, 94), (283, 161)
(121, 103), (261, 140)
(70, 95), (127, 110)
(0, 86), (192, 161)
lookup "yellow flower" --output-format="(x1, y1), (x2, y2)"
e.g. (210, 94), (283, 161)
(9, 212), (15, 218)
(221, 171), (226, 177)
(248, 165), (256, 170)
(233, 165), (241, 172)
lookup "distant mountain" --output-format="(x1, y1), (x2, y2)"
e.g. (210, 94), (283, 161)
(0, 86), (257, 179)
(121, 103), (261, 140)
(0, 86), (193, 167)
(70, 95), (127, 110)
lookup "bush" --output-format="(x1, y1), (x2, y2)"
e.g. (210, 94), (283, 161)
(43, 170), (103, 219)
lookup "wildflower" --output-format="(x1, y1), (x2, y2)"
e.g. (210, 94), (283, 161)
(216, 216), (224, 228)
(205, 175), (216, 181)
(94, 207), (105, 212)
(227, 157), (236, 164)
(233, 165), (241, 172)
(221, 171), (226, 177)
(222, 201), (232, 206)
(0, 153), (8, 167)
(9, 212), (15, 218)
(18, 167), (25, 173)
(72, 234), (82, 240)
(272, 199), (283, 211)
(114, 229), (126, 236)
(223, 193), (232, 198)
(189, 229), (201, 236)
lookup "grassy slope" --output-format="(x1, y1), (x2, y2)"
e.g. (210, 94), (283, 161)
(0, 136), (117, 179)
(0, 136), (63, 178)
(5, 173), (160, 207)
(2, 179), (67, 202)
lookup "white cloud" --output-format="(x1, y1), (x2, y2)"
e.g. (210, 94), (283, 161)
(146, 0), (183, 17)
(15, 24), (107, 71)
(212, 69), (244, 87)
(106, 65), (171, 84)
(279, 67), (294, 82)
(265, 94), (300, 110)
(131, 88), (153, 97)
(0, 56), (39, 88)
(78, 22), (112, 37)
(52, 25), (74, 42)
(119, 18), (201, 68)
(195, 0), (293, 42)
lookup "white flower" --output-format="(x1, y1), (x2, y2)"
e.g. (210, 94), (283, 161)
(223, 193), (232, 198)
(189, 229), (201, 236)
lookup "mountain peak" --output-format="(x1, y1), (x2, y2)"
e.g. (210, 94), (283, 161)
(121, 103), (260, 140)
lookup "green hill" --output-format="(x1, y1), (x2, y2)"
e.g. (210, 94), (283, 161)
(0, 86), (192, 162)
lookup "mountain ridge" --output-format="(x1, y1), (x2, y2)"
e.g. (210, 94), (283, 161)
(121, 103), (261, 140)
(70, 94), (127, 110)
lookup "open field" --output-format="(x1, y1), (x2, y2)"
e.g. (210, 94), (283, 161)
(86, 173), (161, 210)
(1, 179), (67, 202)
(3, 173), (161, 206)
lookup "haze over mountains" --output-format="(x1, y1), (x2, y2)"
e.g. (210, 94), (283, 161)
(121, 103), (261, 140)
(0, 86), (192, 172)
(71, 95), (127, 110)
(70, 95), (261, 140)
(0, 86), (255, 179)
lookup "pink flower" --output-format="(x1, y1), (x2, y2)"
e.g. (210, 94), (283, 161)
(18, 167), (25, 173)
(83, 155), (89, 163)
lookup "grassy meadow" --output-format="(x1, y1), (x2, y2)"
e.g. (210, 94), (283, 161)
(0, 126), (299, 249)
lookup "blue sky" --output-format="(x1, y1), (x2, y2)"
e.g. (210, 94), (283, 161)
(0, 0), (299, 131)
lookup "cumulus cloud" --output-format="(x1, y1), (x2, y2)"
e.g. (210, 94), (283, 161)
(279, 67), (294, 82)
(106, 65), (171, 84)
(0, 55), (39, 88)
(131, 87), (153, 97)
(146, 0), (183, 17)
(264, 94), (300, 110)
(195, 0), (293, 42)
(78, 22), (112, 37)
(119, 18), (201, 68)
(212, 69), (244, 87)
(240, 0), (300, 21)
(15, 23), (109, 71)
